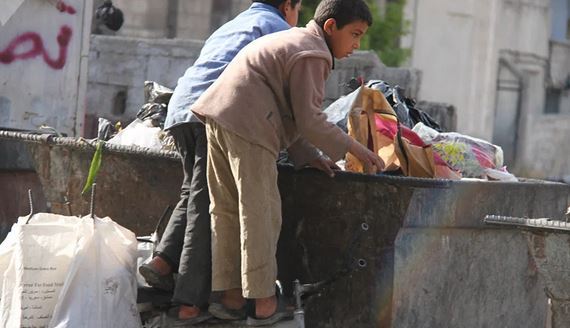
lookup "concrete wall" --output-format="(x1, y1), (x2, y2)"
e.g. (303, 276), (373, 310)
(518, 41), (570, 179)
(324, 51), (422, 107)
(86, 38), (425, 137)
(86, 35), (204, 137)
(0, 0), (93, 136)
(402, 0), (501, 139)
(96, 0), (250, 40)
(551, 0), (570, 42)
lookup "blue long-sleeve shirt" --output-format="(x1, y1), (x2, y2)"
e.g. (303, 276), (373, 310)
(164, 2), (291, 129)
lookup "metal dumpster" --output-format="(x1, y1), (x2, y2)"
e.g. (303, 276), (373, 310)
(1, 129), (569, 327)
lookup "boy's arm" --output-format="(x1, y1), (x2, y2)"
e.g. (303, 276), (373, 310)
(287, 137), (321, 169)
(288, 57), (352, 162)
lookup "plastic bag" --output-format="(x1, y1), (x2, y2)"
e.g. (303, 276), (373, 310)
(95, 0), (124, 32)
(367, 80), (415, 128)
(0, 214), (142, 328)
(367, 80), (442, 131)
(136, 81), (173, 129)
(108, 118), (164, 149)
(50, 217), (141, 328)
(98, 117), (117, 141)
(413, 122), (506, 179)
(0, 214), (85, 328)
(325, 79), (443, 132)
(135, 236), (156, 288)
(323, 87), (362, 132)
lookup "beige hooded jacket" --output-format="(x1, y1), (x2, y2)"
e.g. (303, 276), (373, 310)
(191, 20), (352, 167)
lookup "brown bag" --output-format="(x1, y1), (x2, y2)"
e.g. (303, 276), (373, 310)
(345, 87), (436, 178)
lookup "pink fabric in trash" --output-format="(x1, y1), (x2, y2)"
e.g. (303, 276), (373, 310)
(374, 114), (424, 145)
(373, 114), (447, 166)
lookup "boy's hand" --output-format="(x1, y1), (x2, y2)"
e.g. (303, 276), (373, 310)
(309, 155), (340, 178)
(348, 139), (385, 174)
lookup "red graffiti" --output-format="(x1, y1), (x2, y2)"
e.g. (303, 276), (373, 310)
(0, 25), (73, 70)
(56, 0), (76, 15)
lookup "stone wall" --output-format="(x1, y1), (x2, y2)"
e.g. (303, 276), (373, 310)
(93, 0), (250, 40)
(86, 35), (204, 137)
(86, 37), (429, 138)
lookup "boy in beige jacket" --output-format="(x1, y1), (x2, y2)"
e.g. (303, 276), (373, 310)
(191, 0), (384, 325)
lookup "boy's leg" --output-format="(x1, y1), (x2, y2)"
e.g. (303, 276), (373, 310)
(172, 123), (212, 309)
(143, 123), (195, 288)
(234, 146), (281, 299)
(205, 120), (243, 296)
(208, 121), (281, 299)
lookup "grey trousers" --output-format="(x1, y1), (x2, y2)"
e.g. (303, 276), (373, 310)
(155, 122), (211, 307)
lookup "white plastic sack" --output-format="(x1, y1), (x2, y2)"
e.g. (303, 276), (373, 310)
(50, 216), (141, 328)
(0, 214), (142, 328)
(413, 122), (506, 178)
(0, 214), (85, 328)
(136, 235), (156, 288)
(108, 118), (163, 149)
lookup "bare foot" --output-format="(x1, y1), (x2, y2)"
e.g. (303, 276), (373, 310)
(221, 288), (246, 310)
(148, 256), (171, 276)
(178, 304), (201, 320)
(255, 295), (277, 318)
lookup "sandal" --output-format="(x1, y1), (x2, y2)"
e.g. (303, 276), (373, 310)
(208, 302), (247, 321)
(245, 294), (293, 327)
(139, 263), (175, 292)
(167, 305), (213, 326)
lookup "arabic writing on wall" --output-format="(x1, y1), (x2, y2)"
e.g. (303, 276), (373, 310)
(0, 1), (76, 70)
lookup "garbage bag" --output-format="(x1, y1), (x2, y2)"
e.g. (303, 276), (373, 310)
(337, 86), (437, 178)
(366, 80), (442, 131)
(366, 80), (415, 129)
(95, 0), (124, 32)
(325, 79), (442, 133)
(0, 214), (85, 328)
(50, 216), (141, 328)
(98, 117), (117, 141)
(108, 118), (164, 149)
(413, 122), (508, 179)
(406, 97), (443, 132)
(323, 87), (363, 132)
(0, 214), (142, 328)
(136, 81), (173, 128)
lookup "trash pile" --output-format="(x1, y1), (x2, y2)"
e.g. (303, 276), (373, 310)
(324, 80), (517, 181)
(99, 81), (176, 151)
(96, 78), (516, 181)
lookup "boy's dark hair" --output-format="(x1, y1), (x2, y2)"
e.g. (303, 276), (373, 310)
(253, 0), (302, 8)
(314, 0), (373, 28)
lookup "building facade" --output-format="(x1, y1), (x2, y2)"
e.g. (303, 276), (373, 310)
(93, 0), (250, 39)
(403, 0), (570, 179)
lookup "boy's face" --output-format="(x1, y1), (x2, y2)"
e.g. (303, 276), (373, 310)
(281, 0), (302, 27)
(324, 19), (369, 59)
